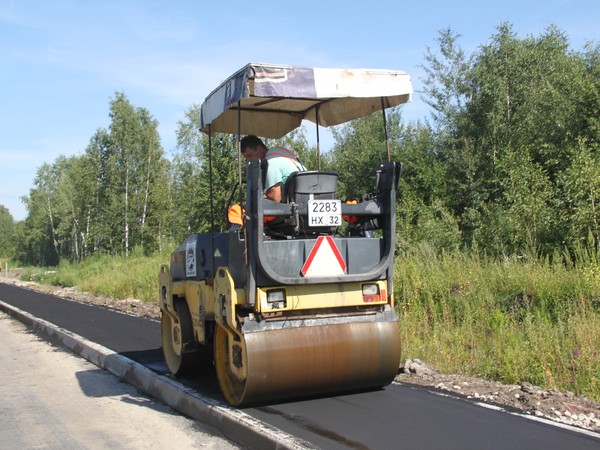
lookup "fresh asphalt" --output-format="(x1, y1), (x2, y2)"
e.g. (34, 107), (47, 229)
(1, 283), (598, 450)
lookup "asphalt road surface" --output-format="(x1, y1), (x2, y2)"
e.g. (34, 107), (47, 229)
(1, 283), (599, 450)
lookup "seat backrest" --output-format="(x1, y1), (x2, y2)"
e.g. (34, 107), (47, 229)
(285, 171), (338, 204)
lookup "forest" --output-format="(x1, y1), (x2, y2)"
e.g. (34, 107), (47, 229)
(1, 24), (599, 399)
(1, 24), (598, 265)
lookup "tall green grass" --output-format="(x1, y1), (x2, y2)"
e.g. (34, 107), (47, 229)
(21, 246), (173, 302)
(19, 242), (599, 401)
(395, 243), (600, 401)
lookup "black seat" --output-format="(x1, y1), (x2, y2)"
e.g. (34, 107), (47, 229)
(281, 171), (339, 236)
(262, 169), (339, 238)
(285, 171), (338, 203)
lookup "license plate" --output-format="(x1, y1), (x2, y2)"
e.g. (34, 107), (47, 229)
(308, 199), (342, 227)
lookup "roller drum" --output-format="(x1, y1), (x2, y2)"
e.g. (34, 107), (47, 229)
(216, 318), (401, 406)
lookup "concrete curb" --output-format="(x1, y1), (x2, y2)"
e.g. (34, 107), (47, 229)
(0, 300), (313, 450)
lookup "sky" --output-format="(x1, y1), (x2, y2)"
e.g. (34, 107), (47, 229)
(1, 0), (598, 221)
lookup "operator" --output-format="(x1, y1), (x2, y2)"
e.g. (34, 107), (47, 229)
(240, 135), (306, 202)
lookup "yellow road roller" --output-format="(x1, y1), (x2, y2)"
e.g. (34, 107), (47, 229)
(159, 62), (413, 406)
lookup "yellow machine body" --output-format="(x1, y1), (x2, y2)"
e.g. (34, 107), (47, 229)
(160, 263), (400, 406)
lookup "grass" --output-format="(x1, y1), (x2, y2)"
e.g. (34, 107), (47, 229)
(17, 242), (600, 401)
(395, 243), (600, 401)
(21, 246), (173, 303)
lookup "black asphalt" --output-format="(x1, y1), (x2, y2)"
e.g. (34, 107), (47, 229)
(1, 283), (598, 450)
(0, 283), (159, 353)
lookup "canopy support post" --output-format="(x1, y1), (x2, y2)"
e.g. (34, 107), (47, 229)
(315, 105), (321, 170)
(208, 125), (217, 268)
(381, 97), (391, 162)
(237, 102), (244, 206)
(208, 125), (215, 232)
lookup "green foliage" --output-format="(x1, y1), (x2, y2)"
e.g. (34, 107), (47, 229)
(170, 105), (239, 239)
(420, 26), (471, 134)
(21, 246), (174, 302)
(331, 108), (404, 199)
(396, 197), (462, 254)
(106, 93), (171, 255)
(14, 23), (600, 264)
(0, 205), (15, 257)
(395, 247), (600, 400)
(558, 141), (600, 250)
(17, 93), (171, 265)
(418, 23), (600, 255)
(474, 148), (558, 255)
(396, 124), (448, 204)
(394, 123), (461, 252)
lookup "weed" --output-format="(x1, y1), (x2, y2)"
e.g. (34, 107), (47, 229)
(395, 247), (600, 401)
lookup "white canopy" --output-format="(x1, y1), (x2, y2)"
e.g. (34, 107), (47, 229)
(200, 62), (413, 138)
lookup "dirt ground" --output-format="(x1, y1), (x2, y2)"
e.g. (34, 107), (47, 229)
(1, 268), (598, 433)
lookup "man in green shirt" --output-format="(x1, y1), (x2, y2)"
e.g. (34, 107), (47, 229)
(240, 135), (306, 202)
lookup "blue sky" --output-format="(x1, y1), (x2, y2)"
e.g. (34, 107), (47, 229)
(1, 0), (598, 221)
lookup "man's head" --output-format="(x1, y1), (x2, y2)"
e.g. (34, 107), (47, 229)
(240, 135), (267, 161)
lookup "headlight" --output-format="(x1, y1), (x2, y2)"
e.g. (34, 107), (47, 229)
(267, 289), (286, 304)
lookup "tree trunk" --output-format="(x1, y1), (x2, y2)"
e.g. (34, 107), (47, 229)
(125, 162), (129, 257)
(46, 196), (60, 261)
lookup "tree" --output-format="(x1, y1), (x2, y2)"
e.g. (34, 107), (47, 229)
(395, 123), (460, 252)
(171, 105), (239, 238)
(465, 24), (599, 253)
(17, 92), (171, 264)
(79, 129), (112, 255)
(559, 141), (600, 250)
(106, 92), (170, 255)
(331, 108), (404, 199)
(419, 23), (600, 255)
(475, 148), (556, 255)
(0, 205), (15, 257)
(420, 27), (471, 136)
(419, 27), (483, 242)
(18, 161), (65, 265)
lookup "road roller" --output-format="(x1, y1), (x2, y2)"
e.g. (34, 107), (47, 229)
(159, 63), (413, 406)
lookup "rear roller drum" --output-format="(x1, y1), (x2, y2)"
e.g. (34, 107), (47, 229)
(214, 324), (246, 406)
(161, 299), (199, 376)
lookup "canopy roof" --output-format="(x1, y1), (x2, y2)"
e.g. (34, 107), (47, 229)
(200, 62), (412, 138)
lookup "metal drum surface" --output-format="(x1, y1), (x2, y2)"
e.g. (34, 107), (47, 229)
(216, 318), (401, 406)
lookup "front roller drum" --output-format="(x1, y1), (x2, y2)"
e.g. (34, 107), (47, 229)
(215, 320), (401, 406)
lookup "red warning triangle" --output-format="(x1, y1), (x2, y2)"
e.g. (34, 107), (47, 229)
(301, 236), (346, 277)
